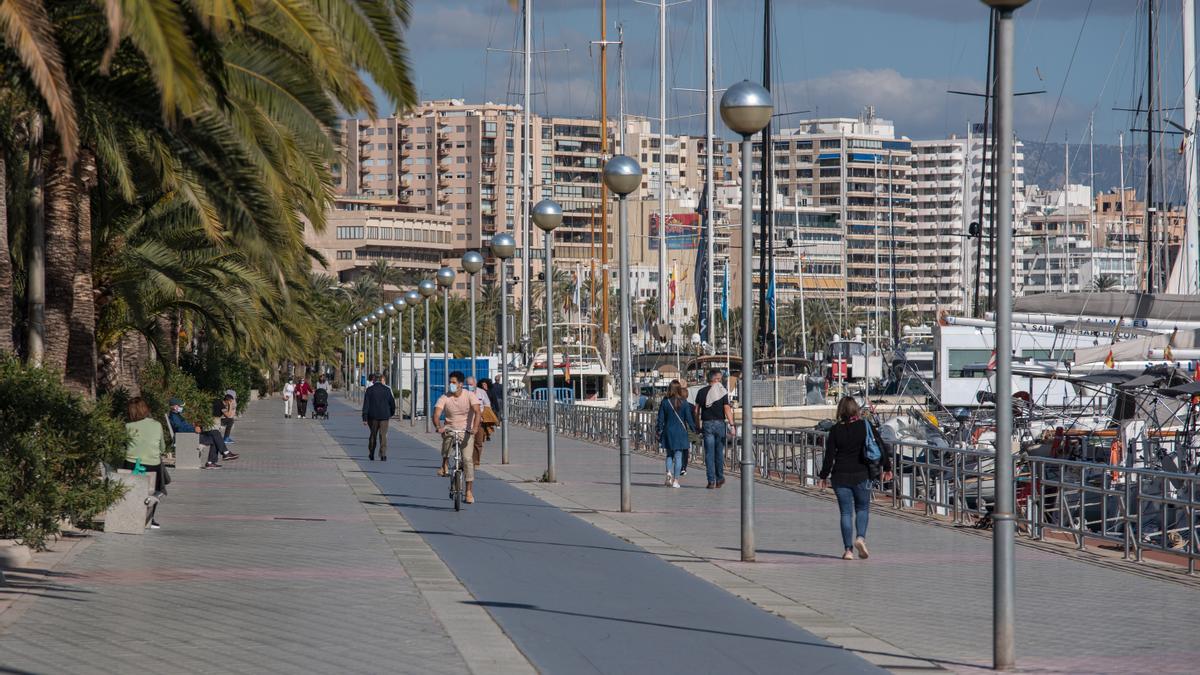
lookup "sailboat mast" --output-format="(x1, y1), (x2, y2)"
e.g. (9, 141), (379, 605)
(521, 0), (533, 352)
(1183, 0), (1199, 293)
(1120, 131), (1128, 289)
(600, 0), (611, 339)
(1146, 0), (1157, 293)
(758, 0), (773, 355)
(657, 0), (668, 329)
(973, 9), (996, 317)
(705, 0), (715, 349)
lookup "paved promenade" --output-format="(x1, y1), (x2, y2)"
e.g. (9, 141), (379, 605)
(0, 399), (492, 675)
(3, 394), (1197, 674)
(475, 410), (1200, 674)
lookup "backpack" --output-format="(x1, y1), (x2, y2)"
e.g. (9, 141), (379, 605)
(211, 398), (225, 417)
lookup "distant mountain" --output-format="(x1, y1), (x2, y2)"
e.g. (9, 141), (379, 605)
(1019, 139), (1186, 205)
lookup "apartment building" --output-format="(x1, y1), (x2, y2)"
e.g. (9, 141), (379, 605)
(909, 139), (970, 315)
(307, 197), (454, 281)
(754, 111), (913, 315)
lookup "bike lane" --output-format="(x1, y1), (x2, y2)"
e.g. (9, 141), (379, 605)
(325, 398), (882, 674)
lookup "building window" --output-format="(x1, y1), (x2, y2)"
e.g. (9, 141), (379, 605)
(336, 250), (353, 260)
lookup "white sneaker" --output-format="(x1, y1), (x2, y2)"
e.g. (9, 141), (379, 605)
(854, 537), (870, 559)
(672, 479), (681, 488)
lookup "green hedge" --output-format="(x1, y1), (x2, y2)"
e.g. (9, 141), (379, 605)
(0, 356), (129, 549)
(137, 362), (215, 444)
(180, 348), (253, 413)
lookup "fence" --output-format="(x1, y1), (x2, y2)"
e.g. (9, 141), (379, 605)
(507, 398), (1200, 574)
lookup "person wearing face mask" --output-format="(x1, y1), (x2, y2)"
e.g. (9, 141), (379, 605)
(433, 371), (481, 503)
(167, 398), (239, 469)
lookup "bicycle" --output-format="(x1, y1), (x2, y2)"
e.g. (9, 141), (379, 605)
(445, 429), (467, 511)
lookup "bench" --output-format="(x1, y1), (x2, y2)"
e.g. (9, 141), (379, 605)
(165, 414), (203, 470)
(99, 469), (157, 535)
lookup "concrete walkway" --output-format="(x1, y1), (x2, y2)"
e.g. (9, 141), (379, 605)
(477, 409), (1200, 674)
(0, 399), (513, 675)
(325, 397), (883, 674)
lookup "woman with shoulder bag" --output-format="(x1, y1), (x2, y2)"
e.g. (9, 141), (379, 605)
(656, 380), (697, 488)
(818, 397), (893, 560)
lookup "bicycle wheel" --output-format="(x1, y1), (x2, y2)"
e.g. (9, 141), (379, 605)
(453, 469), (463, 511)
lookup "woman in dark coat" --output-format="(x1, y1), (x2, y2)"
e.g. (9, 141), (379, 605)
(656, 379), (696, 488)
(819, 397), (893, 559)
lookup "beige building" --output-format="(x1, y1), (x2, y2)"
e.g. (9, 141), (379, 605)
(308, 197), (454, 281)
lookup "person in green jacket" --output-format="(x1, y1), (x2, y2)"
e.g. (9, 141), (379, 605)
(124, 397), (165, 529)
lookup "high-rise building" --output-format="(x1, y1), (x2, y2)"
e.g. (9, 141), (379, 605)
(305, 197), (455, 282)
(910, 139), (971, 315)
(759, 109), (914, 318)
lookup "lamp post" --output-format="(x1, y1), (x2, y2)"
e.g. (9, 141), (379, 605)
(385, 303), (397, 391)
(533, 198), (563, 482)
(368, 313), (379, 381)
(462, 251), (485, 382)
(393, 297), (407, 393)
(354, 320), (364, 397)
(491, 233), (517, 464)
(419, 279), (437, 432)
(721, 79), (773, 563)
(373, 307), (386, 378)
(405, 290), (421, 426)
(436, 267), (456, 395)
(603, 154), (642, 513)
(982, 0), (1027, 670)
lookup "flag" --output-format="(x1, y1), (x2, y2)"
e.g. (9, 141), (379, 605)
(694, 184), (710, 344)
(669, 264), (677, 310)
(1104, 350), (1115, 369)
(564, 356), (571, 384)
(721, 261), (729, 322)
(1165, 344), (1174, 362)
(766, 269), (777, 334)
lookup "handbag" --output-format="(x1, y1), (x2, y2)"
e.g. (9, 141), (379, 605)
(668, 401), (701, 445)
(481, 406), (499, 425)
(861, 419), (883, 481)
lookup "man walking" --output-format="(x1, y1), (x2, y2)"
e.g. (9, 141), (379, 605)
(433, 371), (481, 503)
(693, 369), (734, 489)
(362, 373), (395, 461)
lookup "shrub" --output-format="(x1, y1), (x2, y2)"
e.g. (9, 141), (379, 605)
(138, 362), (214, 444)
(0, 355), (129, 549)
(180, 348), (253, 413)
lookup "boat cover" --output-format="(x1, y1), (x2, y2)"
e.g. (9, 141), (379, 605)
(1014, 292), (1200, 322)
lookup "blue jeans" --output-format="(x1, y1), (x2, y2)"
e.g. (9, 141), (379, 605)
(833, 480), (873, 550)
(664, 448), (685, 478)
(702, 420), (727, 483)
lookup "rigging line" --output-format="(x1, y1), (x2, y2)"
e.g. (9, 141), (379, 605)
(1027, 0), (1095, 189)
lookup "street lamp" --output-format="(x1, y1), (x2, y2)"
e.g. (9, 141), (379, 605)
(368, 312), (380, 382)
(385, 303), (398, 396)
(462, 251), (485, 383)
(418, 279), (437, 432)
(721, 79), (772, 563)
(981, 0), (1029, 670)
(403, 289), (422, 425)
(373, 307), (386, 379)
(603, 154), (642, 513)
(490, 233), (517, 464)
(436, 266), (456, 397)
(343, 327), (351, 396)
(533, 198), (563, 482)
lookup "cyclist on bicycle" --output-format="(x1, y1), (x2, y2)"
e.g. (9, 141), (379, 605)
(433, 371), (481, 503)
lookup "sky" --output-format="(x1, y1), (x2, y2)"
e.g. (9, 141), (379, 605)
(399, 0), (1187, 149)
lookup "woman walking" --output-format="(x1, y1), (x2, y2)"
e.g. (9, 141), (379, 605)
(656, 379), (696, 489)
(818, 397), (893, 560)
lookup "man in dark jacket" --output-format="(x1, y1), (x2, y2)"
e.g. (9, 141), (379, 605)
(362, 373), (396, 461)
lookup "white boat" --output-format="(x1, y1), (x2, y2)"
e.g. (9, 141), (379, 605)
(522, 325), (618, 408)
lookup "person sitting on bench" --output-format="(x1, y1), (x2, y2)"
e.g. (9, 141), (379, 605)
(168, 398), (239, 469)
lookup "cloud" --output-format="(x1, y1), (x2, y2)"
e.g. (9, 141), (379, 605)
(800, 0), (1133, 23)
(777, 68), (1086, 142)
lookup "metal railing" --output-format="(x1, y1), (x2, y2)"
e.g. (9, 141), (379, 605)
(507, 397), (1200, 574)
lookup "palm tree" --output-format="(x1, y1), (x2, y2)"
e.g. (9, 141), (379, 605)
(1092, 274), (1120, 292)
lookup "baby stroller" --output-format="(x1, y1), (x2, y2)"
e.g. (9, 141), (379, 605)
(312, 388), (330, 419)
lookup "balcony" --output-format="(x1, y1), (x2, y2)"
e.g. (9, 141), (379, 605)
(437, 125), (451, 141)
(481, 172), (496, 185)
(399, 191), (411, 204)
(438, 174), (451, 188)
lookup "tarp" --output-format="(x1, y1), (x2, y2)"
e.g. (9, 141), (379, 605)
(1014, 292), (1200, 323)
(1074, 335), (1167, 365)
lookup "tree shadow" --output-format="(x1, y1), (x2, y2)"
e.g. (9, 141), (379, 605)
(717, 547), (845, 561)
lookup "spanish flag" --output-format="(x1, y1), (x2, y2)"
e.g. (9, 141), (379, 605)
(1104, 350), (1115, 369)
(1165, 344), (1174, 362)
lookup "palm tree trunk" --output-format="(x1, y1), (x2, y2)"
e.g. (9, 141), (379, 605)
(0, 151), (13, 354)
(65, 149), (98, 396)
(43, 147), (77, 376)
(26, 116), (45, 365)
